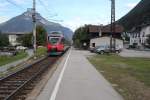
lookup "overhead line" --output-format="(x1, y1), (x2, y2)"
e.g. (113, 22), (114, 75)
(6, 0), (24, 9)
(38, 0), (63, 22)
(38, 0), (51, 13)
(47, 18), (63, 22)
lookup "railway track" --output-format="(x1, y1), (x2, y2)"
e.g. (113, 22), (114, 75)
(0, 56), (59, 100)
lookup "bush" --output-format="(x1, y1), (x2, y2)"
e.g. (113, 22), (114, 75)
(0, 33), (9, 47)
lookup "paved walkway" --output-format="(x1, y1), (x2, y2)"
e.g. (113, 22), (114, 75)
(37, 48), (123, 100)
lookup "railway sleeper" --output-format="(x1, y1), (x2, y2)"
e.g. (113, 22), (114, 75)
(0, 91), (12, 95)
(14, 95), (26, 100)
(0, 95), (6, 100)
(0, 87), (16, 90)
(0, 84), (21, 88)
(1, 83), (22, 86)
(4, 80), (25, 84)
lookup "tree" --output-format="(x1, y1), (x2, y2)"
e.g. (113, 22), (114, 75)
(17, 25), (47, 47)
(17, 33), (32, 47)
(73, 25), (90, 48)
(0, 33), (9, 47)
(36, 25), (47, 46)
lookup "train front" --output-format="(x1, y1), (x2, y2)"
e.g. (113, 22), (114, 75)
(47, 33), (64, 55)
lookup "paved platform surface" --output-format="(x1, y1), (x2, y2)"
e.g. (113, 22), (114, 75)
(36, 48), (123, 100)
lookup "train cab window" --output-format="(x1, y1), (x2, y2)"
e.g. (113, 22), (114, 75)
(49, 37), (59, 44)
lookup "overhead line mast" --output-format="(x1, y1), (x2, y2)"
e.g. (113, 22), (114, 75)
(110, 0), (116, 52)
(33, 0), (37, 53)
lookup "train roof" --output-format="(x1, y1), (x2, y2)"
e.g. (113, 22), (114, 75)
(48, 31), (64, 37)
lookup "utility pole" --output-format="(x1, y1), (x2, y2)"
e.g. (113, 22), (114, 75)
(32, 0), (36, 53)
(110, 0), (116, 52)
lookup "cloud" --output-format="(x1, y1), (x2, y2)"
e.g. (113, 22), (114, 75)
(0, 16), (9, 23)
(126, 3), (138, 9)
(62, 17), (108, 31)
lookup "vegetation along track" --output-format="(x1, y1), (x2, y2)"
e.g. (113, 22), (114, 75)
(0, 56), (59, 100)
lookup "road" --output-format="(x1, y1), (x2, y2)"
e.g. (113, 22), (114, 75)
(119, 49), (150, 58)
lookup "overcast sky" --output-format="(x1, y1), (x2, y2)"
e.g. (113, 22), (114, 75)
(0, 0), (140, 31)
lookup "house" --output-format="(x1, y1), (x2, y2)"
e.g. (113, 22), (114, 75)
(129, 23), (150, 47)
(89, 25), (124, 49)
(3, 32), (30, 46)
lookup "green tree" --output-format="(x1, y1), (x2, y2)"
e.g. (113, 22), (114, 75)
(17, 25), (47, 47)
(17, 33), (32, 47)
(0, 33), (9, 47)
(73, 25), (90, 48)
(36, 25), (47, 46)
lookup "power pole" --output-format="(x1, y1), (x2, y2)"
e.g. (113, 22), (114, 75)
(32, 0), (36, 53)
(110, 0), (116, 52)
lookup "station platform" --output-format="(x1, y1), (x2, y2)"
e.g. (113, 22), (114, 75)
(36, 48), (123, 100)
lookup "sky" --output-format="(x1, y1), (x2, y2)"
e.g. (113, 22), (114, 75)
(0, 0), (141, 31)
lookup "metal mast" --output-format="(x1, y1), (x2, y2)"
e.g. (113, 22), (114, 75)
(110, 0), (116, 51)
(32, 0), (37, 53)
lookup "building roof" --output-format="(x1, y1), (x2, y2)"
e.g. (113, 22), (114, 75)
(89, 25), (102, 33)
(2, 32), (30, 35)
(89, 24), (124, 33)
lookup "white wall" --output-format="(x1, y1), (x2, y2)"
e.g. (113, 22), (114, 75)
(9, 35), (19, 46)
(129, 25), (150, 46)
(90, 37), (123, 48)
(140, 26), (150, 44)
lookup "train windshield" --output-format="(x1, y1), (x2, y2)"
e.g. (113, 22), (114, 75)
(49, 37), (59, 44)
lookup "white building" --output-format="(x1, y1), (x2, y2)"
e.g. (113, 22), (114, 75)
(90, 37), (123, 49)
(89, 25), (124, 49)
(129, 24), (150, 47)
(8, 35), (19, 46)
(4, 32), (29, 46)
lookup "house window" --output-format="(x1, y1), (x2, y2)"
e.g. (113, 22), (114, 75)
(92, 43), (95, 47)
(135, 33), (137, 38)
(143, 32), (145, 37)
(138, 33), (140, 37)
(132, 34), (134, 38)
(139, 39), (141, 43)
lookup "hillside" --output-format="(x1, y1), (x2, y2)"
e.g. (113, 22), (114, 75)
(118, 0), (150, 31)
(0, 10), (73, 40)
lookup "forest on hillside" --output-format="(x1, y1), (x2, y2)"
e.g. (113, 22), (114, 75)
(118, 0), (150, 31)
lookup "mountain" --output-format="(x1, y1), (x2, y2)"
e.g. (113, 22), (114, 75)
(0, 10), (73, 40)
(118, 0), (150, 31)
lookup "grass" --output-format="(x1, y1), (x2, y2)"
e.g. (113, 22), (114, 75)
(35, 46), (47, 58)
(88, 54), (150, 100)
(0, 51), (28, 67)
(0, 47), (47, 78)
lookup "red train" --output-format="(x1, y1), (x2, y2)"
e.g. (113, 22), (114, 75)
(47, 31), (70, 55)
